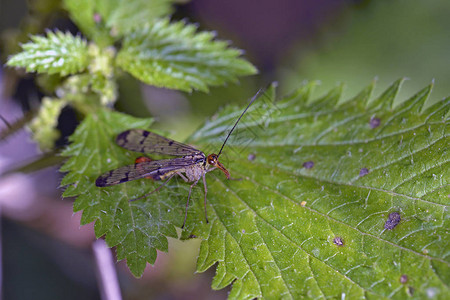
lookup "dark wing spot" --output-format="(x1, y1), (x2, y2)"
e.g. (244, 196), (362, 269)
(116, 131), (130, 146)
(117, 171), (131, 184)
(96, 170), (114, 187)
(95, 176), (107, 187)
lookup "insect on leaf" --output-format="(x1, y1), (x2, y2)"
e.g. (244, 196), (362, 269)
(184, 80), (449, 299)
(62, 80), (449, 299)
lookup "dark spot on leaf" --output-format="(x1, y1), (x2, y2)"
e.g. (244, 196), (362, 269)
(370, 117), (381, 128)
(333, 237), (344, 246)
(303, 161), (314, 169)
(189, 234), (197, 238)
(242, 229), (245, 233)
(384, 212), (401, 230)
(400, 274), (408, 284)
(359, 168), (369, 177)
(248, 153), (256, 161)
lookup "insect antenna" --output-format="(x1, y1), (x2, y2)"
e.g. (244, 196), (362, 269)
(217, 88), (265, 158)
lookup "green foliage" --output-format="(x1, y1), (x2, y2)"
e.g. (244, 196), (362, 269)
(61, 80), (449, 298)
(6, 0), (256, 151)
(6, 31), (89, 76)
(116, 19), (258, 92)
(6, 1), (447, 298)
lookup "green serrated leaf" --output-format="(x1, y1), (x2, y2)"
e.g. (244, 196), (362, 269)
(183, 81), (449, 299)
(7, 31), (89, 76)
(29, 97), (67, 151)
(63, 80), (449, 298)
(116, 18), (258, 92)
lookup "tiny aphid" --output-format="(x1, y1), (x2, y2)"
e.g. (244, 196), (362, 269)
(96, 89), (263, 228)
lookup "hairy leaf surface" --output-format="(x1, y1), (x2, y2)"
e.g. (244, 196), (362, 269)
(186, 80), (449, 299)
(116, 19), (257, 92)
(62, 80), (449, 298)
(7, 31), (89, 76)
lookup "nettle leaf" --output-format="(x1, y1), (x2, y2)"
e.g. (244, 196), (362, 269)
(183, 80), (449, 299)
(7, 31), (89, 76)
(116, 18), (257, 92)
(63, 80), (449, 298)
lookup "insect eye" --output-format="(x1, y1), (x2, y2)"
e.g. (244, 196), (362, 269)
(207, 154), (218, 164)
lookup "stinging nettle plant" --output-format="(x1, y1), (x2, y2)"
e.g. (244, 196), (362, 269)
(6, 0), (257, 150)
(5, 1), (449, 299)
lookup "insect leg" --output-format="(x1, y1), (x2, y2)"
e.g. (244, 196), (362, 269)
(202, 173), (209, 224)
(206, 167), (217, 173)
(176, 172), (189, 182)
(129, 173), (176, 202)
(182, 178), (200, 229)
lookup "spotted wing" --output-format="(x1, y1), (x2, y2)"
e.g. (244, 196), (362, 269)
(116, 129), (200, 156)
(95, 157), (199, 187)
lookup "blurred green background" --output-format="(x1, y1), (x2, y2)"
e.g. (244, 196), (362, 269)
(1, 0), (449, 299)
